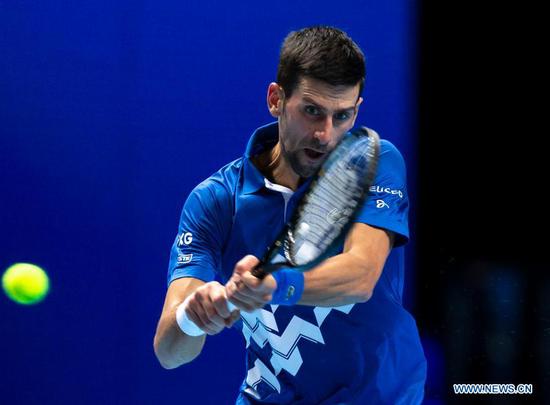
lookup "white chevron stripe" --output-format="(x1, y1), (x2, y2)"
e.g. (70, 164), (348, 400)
(240, 308), (279, 348)
(246, 358), (281, 393)
(240, 308), (279, 332)
(313, 304), (355, 326)
(271, 342), (304, 376)
(268, 316), (325, 376)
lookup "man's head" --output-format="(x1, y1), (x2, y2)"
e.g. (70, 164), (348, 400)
(277, 26), (365, 100)
(267, 26), (366, 179)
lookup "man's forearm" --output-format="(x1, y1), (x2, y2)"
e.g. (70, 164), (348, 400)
(154, 310), (206, 369)
(298, 251), (383, 307)
(154, 277), (208, 368)
(296, 223), (391, 307)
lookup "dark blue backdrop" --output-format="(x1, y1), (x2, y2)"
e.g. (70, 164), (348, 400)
(1, 1), (419, 403)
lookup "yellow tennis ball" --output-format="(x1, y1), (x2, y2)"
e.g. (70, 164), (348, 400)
(2, 263), (50, 305)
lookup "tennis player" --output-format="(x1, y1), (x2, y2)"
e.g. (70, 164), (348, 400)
(154, 26), (427, 404)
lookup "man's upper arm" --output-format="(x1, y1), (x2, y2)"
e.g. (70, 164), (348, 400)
(167, 179), (232, 286)
(339, 140), (408, 287)
(354, 140), (409, 246)
(343, 222), (393, 276)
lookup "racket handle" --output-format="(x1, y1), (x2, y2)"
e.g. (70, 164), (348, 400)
(251, 262), (289, 279)
(251, 265), (267, 279)
(176, 294), (238, 337)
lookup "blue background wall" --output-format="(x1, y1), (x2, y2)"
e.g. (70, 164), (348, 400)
(1, 1), (419, 403)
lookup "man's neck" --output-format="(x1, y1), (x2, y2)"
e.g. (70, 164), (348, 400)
(252, 142), (300, 190)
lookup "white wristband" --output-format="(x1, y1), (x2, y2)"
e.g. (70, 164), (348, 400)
(175, 293), (238, 337)
(176, 295), (205, 336)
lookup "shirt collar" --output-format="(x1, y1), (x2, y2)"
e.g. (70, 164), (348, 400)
(242, 122), (314, 196)
(242, 122), (279, 195)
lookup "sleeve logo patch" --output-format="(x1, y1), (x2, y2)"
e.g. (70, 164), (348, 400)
(177, 254), (193, 264)
(177, 232), (193, 247)
(369, 185), (403, 198)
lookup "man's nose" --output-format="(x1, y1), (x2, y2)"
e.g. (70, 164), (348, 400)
(313, 117), (333, 146)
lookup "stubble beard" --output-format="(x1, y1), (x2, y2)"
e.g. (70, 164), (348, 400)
(278, 107), (322, 179)
(280, 138), (319, 179)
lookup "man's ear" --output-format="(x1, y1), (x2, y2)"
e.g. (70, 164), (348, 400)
(351, 96), (364, 127)
(267, 82), (284, 117)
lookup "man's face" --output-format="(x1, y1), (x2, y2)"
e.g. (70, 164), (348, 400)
(271, 77), (362, 178)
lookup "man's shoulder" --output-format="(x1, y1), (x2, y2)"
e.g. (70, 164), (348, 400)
(379, 139), (404, 161)
(192, 157), (244, 204)
(356, 128), (406, 171)
(377, 139), (407, 175)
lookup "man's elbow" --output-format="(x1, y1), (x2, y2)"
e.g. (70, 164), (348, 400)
(355, 286), (373, 303)
(157, 356), (179, 370)
(157, 356), (191, 370)
(153, 339), (174, 369)
(153, 336), (198, 369)
(154, 345), (177, 369)
(354, 271), (376, 303)
(154, 346), (190, 370)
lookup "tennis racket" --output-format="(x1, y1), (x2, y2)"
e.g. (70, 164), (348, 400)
(177, 126), (380, 336)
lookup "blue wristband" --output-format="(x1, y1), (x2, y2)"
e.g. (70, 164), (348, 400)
(270, 268), (305, 306)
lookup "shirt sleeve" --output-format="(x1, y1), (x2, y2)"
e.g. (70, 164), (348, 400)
(167, 179), (231, 286)
(355, 140), (410, 247)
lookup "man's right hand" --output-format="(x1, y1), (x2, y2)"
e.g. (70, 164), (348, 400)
(183, 281), (241, 335)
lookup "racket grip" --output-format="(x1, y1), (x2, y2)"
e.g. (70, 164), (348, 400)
(176, 295), (238, 337)
(251, 265), (267, 279)
(251, 262), (289, 279)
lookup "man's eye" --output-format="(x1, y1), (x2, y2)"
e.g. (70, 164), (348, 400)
(335, 112), (351, 121)
(305, 106), (320, 116)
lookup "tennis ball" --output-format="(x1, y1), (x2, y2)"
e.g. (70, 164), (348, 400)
(2, 263), (50, 305)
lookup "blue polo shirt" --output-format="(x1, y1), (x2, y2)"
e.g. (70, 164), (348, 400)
(167, 122), (427, 404)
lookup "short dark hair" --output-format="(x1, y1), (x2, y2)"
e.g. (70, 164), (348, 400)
(277, 26), (366, 99)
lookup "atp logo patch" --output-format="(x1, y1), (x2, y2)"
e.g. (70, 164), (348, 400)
(177, 254), (193, 264)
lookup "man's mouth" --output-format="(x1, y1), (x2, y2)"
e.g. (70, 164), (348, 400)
(303, 148), (326, 160)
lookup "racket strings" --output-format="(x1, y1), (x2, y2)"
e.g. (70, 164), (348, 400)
(260, 128), (379, 270)
(290, 140), (376, 264)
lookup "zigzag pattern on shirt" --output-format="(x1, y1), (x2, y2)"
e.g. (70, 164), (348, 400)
(269, 316), (325, 376)
(313, 303), (354, 326)
(271, 342), (303, 376)
(269, 315), (325, 359)
(241, 308), (279, 348)
(246, 358), (281, 393)
(241, 304), (356, 388)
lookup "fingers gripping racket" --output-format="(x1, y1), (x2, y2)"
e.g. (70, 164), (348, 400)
(177, 127), (380, 336)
